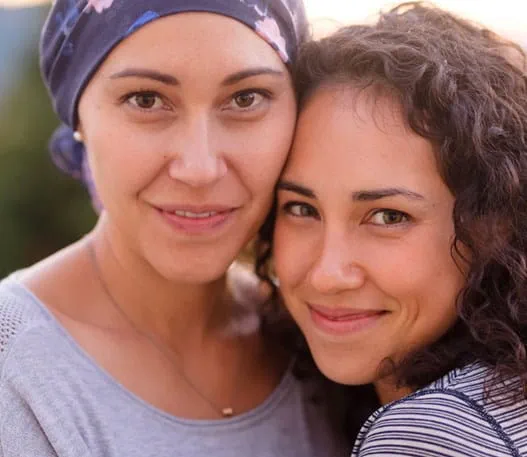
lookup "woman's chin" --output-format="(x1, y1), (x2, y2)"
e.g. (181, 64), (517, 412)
(309, 347), (375, 386)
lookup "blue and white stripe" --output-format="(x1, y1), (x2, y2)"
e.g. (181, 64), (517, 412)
(353, 364), (527, 456)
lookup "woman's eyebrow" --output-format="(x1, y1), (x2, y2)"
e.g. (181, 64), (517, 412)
(221, 67), (284, 86)
(351, 187), (425, 201)
(109, 67), (283, 86)
(110, 68), (179, 85)
(277, 180), (316, 198)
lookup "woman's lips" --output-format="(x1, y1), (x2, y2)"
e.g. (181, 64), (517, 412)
(307, 303), (386, 336)
(156, 206), (238, 234)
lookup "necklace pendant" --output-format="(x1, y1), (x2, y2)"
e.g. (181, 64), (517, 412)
(221, 407), (234, 418)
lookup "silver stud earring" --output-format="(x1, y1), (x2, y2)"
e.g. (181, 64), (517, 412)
(73, 130), (83, 142)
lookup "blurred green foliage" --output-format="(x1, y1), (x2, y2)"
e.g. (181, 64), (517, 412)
(0, 54), (96, 277)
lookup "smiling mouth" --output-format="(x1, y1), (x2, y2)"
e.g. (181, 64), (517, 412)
(307, 303), (387, 336)
(172, 210), (220, 219)
(156, 206), (238, 234)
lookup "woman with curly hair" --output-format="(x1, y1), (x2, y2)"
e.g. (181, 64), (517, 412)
(258, 2), (527, 455)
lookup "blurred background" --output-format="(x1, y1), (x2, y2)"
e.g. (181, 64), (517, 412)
(0, 0), (525, 277)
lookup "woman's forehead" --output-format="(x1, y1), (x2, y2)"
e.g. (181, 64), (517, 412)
(41, 0), (305, 127)
(99, 13), (286, 74)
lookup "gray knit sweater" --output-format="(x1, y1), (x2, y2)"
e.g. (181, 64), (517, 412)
(0, 278), (348, 457)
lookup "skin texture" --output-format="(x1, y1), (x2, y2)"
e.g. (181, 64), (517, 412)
(273, 86), (466, 404)
(23, 13), (296, 419)
(79, 13), (296, 285)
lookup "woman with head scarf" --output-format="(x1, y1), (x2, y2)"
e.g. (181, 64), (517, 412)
(0, 1), (349, 455)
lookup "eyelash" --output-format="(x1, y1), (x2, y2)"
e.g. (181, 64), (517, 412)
(119, 88), (273, 114)
(367, 209), (411, 227)
(281, 202), (411, 227)
(120, 90), (167, 112)
(282, 201), (320, 219)
(224, 88), (273, 112)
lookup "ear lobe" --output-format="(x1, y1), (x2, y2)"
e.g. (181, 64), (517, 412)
(73, 131), (84, 142)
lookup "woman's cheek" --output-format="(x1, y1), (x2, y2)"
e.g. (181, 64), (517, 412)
(274, 219), (310, 288)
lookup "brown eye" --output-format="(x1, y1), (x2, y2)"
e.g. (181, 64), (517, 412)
(283, 202), (319, 219)
(234, 92), (257, 108)
(226, 91), (267, 111)
(383, 211), (405, 224)
(127, 92), (163, 110)
(370, 210), (409, 225)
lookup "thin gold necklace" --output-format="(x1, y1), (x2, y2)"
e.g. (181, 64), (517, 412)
(87, 241), (235, 418)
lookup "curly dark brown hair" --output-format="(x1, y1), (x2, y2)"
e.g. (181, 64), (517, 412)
(256, 1), (527, 433)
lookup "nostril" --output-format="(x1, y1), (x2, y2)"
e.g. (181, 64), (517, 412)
(167, 155), (227, 186)
(309, 262), (365, 293)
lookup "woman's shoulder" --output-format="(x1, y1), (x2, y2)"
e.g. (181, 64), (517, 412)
(0, 277), (53, 370)
(353, 364), (527, 457)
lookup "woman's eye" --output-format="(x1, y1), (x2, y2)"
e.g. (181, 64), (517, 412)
(283, 202), (319, 219)
(227, 90), (267, 111)
(126, 92), (164, 110)
(235, 92), (258, 108)
(369, 209), (409, 226)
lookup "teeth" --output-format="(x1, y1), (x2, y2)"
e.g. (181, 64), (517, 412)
(173, 210), (218, 218)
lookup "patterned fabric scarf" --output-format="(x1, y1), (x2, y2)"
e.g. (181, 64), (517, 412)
(40, 0), (308, 202)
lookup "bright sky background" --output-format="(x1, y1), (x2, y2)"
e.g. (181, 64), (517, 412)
(1, 0), (526, 42)
(306, 1), (527, 40)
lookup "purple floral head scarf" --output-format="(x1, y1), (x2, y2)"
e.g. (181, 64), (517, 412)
(40, 0), (309, 207)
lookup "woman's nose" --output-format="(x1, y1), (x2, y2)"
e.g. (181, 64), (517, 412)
(308, 233), (366, 294)
(167, 116), (227, 187)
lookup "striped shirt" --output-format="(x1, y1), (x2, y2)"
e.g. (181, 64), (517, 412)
(353, 364), (527, 456)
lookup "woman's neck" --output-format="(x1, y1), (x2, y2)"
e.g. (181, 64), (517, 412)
(88, 222), (236, 349)
(374, 378), (413, 405)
